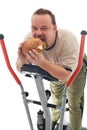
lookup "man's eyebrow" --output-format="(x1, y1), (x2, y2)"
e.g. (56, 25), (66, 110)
(32, 25), (49, 27)
(41, 25), (49, 27)
(31, 26), (37, 29)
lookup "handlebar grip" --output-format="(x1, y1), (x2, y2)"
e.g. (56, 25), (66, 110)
(81, 30), (87, 35)
(0, 34), (4, 39)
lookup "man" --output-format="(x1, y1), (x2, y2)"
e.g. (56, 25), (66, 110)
(16, 8), (86, 130)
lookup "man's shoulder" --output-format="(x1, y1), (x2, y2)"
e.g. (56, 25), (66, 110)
(58, 29), (76, 37)
(58, 29), (77, 42)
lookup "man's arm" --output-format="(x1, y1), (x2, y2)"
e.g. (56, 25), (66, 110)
(26, 49), (72, 82)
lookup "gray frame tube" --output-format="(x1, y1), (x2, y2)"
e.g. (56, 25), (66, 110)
(20, 84), (34, 130)
(34, 75), (52, 130)
(58, 85), (67, 130)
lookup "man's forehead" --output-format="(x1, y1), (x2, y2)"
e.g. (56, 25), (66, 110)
(31, 15), (52, 27)
(32, 14), (51, 22)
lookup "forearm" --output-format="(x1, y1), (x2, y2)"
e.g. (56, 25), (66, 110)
(16, 57), (29, 72)
(39, 59), (71, 82)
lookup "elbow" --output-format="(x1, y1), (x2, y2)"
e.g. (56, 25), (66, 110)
(61, 75), (70, 82)
(15, 61), (22, 72)
(57, 71), (71, 82)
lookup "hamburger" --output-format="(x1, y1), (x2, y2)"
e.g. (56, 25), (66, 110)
(22, 38), (46, 55)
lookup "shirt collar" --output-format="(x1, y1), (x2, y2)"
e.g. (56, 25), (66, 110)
(46, 31), (57, 51)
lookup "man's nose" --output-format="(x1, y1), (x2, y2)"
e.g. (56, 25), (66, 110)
(36, 29), (43, 35)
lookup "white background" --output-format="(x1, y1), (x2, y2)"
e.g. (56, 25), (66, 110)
(0, 0), (87, 129)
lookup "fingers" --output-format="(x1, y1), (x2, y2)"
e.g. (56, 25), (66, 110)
(17, 43), (26, 59)
(18, 43), (23, 52)
(29, 49), (39, 59)
(18, 42), (23, 48)
(26, 49), (41, 64)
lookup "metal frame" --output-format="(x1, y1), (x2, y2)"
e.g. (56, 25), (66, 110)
(19, 71), (68, 130)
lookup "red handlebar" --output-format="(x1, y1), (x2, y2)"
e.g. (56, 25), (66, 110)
(67, 30), (87, 86)
(0, 35), (21, 85)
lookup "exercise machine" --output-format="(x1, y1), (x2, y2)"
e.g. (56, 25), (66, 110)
(0, 30), (87, 130)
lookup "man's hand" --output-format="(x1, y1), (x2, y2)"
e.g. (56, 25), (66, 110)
(26, 49), (45, 66)
(17, 43), (25, 59)
(16, 43), (30, 72)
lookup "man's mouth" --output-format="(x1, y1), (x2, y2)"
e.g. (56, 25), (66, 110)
(35, 36), (48, 49)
